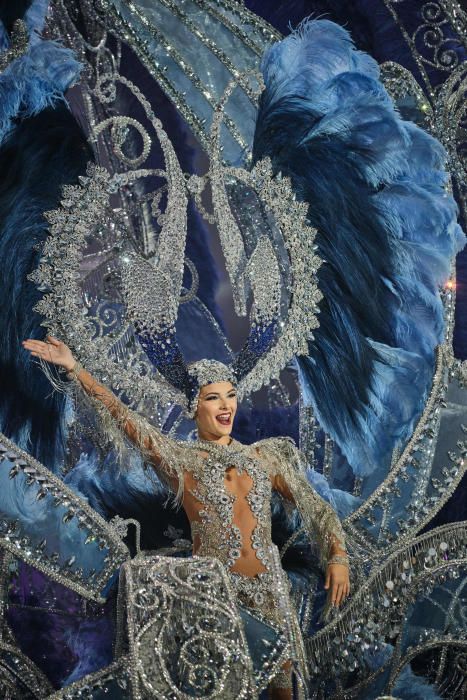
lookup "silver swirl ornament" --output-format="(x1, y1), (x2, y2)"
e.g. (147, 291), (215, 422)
(120, 556), (254, 698)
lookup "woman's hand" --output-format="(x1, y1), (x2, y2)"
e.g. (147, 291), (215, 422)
(22, 336), (76, 372)
(324, 562), (350, 607)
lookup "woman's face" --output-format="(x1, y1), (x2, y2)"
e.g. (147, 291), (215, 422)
(194, 381), (237, 441)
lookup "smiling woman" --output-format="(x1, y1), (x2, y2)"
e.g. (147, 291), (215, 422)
(196, 382), (238, 442)
(22, 335), (350, 699)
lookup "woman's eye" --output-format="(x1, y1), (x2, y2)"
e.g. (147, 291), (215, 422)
(204, 393), (235, 400)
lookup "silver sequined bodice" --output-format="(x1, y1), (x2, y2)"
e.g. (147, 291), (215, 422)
(187, 440), (274, 573)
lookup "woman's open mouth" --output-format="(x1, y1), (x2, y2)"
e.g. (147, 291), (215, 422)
(216, 413), (231, 426)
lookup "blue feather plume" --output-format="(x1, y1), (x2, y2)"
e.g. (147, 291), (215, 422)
(0, 25), (90, 470)
(0, 106), (91, 471)
(0, 0), (50, 51)
(24, 0), (50, 44)
(254, 19), (465, 476)
(0, 40), (82, 145)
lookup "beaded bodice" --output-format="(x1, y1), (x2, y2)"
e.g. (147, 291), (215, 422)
(185, 439), (274, 573)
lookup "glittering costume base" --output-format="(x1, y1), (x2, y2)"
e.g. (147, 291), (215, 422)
(116, 554), (297, 698)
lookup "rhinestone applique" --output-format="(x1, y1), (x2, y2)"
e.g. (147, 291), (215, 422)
(187, 439), (273, 573)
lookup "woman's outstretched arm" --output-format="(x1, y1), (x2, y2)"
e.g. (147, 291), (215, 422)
(73, 365), (165, 465)
(23, 336), (159, 456)
(22, 337), (181, 492)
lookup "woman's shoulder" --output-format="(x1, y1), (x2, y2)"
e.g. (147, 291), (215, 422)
(253, 434), (299, 451)
(175, 438), (210, 464)
(251, 435), (302, 470)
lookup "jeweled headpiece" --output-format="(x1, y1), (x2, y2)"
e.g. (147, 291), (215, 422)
(186, 360), (237, 418)
(31, 77), (323, 424)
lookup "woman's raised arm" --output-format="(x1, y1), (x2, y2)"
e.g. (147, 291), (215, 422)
(273, 466), (350, 609)
(69, 361), (165, 466)
(22, 336), (182, 494)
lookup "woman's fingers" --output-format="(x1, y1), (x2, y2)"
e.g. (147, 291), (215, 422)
(335, 583), (344, 605)
(23, 339), (52, 351)
(330, 578), (350, 606)
(324, 566), (350, 606)
(22, 340), (57, 362)
(23, 340), (47, 353)
(23, 341), (39, 352)
(22, 338), (72, 368)
(23, 338), (61, 353)
(23, 339), (43, 347)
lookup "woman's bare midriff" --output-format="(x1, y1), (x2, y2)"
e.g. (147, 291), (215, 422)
(182, 466), (269, 578)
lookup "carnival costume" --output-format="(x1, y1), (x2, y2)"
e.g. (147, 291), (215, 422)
(0, 1), (466, 698)
(62, 351), (349, 691)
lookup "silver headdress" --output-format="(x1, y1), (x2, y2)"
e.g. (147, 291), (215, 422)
(30, 75), (323, 425)
(186, 360), (238, 418)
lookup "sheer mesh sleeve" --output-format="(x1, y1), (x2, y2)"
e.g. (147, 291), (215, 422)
(258, 436), (347, 572)
(65, 363), (189, 502)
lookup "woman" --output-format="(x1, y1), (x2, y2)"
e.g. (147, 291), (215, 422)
(23, 335), (350, 699)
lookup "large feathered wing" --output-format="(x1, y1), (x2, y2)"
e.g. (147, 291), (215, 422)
(0, 16), (90, 471)
(253, 18), (465, 477)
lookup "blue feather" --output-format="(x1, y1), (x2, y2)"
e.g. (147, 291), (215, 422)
(0, 40), (82, 145)
(0, 32), (90, 475)
(25, 0), (50, 44)
(255, 18), (465, 476)
(0, 23), (7, 51)
(392, 664), (443, 700)
(0, 104), (91, 471)
(61, 619), (114, 687)
(0, 0), (50, 50)
(64, 449), (192, 552)
(359, 641), (442, 699)
(0, 19), (89, 471)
